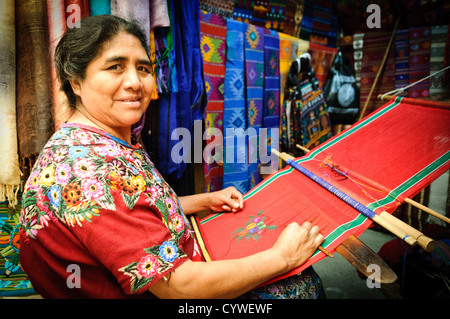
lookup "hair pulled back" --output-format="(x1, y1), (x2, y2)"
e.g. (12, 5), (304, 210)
(54, 15), (149, 108)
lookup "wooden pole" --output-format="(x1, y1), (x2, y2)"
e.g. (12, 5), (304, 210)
(274, 149), (417, 246)
(358, 17), (400, 120)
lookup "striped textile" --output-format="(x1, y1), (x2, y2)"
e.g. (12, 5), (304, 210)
(199, 97), (450, 286)
(0, 0), (21, 206)
(223, 18), (249, 194)
(359, 31), (395, 116)
(408, 27), (431, 98)
(244, 23), (264, 189)
(394, 29), (410, 96)
(200, 11), (227, 192)
(1, 196), (35, 296)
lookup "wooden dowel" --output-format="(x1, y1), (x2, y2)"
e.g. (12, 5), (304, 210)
(404, 197), (450, 224)
(295, 143), (448, 225)
(274, 150), (417, 246)
(380, 211), (435, 252)
(359, 17), (400, 120)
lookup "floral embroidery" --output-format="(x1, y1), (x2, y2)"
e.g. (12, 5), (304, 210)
(20, 124), (196, 294)
(232, 210), (277, 242)
(119, 238), (187, 293)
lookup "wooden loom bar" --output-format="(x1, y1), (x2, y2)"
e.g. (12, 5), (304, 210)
(294, 145), (436, 251)
(297, 143), (449, 226)
(273, 149), (418, 246)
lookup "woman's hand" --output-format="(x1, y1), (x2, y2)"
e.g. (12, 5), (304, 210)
(208, 186), (244, 213)
(271, 222), (324, 271)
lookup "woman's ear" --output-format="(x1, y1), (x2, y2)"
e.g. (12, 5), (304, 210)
(69, 78), (82, 96)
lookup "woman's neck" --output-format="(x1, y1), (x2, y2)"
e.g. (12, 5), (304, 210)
(67, 108), (132, 144)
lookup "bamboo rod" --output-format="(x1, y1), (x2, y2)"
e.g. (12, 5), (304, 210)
(296, 144), (449, 225)
(359, 17), (400, 120)
(275, 149), (417, 246)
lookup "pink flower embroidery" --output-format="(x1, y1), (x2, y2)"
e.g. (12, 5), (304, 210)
(82, 178), (104, 199)
(137, 254), (160, 278)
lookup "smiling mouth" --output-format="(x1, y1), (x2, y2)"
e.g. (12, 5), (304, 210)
(117, 98), (142, 106)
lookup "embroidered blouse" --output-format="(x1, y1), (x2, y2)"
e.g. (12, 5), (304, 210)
(19, 123), (202, 298)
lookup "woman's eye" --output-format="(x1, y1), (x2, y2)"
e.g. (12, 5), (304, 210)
(138, 66), (151, 73)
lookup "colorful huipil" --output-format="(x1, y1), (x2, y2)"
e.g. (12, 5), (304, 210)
(19, 123), (202, 298)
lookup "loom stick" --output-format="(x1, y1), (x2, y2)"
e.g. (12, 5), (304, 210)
(358, 16), (400, 120)
(273, 150), (417, 246)
(295, 144), (440, 250)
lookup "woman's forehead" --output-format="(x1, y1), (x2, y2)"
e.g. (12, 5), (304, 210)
(96, 31), (149, 61)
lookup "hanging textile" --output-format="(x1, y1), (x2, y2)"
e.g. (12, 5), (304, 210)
(352, 33), (363, 86)
(223, 18), (249, 194)
(47, 0), (69, 128)
(200, 11), (227, 192)
(279, 32), (309, 107)
(252, 0), (286, 32)
(394, 29), (409, 97)
(359, 31), (395, 116)
(308, 42), (338, 88)
(198, 96), (450, 286)
(262, 29), (280, 129)
(153, 0), (205, 181)
(0, 0), (20, 206)
(244, 23), (264, 189)
(199, 0), (235, 19)
(89, 0), (111, 16)
(16, 0), (55, 175)
(150, 0), (170, 29)
(233, 0), (254, 23)
(0, 195), (35, 296)
(111, 0), (150, 46)
(429, 25), (449, 100)
(408, 27), (431, 99)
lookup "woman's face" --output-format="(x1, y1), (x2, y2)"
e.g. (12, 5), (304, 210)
(70, 31), (154, 138)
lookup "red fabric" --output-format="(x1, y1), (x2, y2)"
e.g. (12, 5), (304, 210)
(199, 97), (450, 285)
(19, 124), (202, 298)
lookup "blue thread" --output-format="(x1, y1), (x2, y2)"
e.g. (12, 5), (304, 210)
(286, 158), (376, 219)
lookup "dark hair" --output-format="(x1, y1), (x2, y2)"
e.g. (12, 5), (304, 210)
(54, 15), (149, 109)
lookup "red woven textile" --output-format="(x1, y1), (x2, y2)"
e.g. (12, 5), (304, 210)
(198, 96), (450, 285)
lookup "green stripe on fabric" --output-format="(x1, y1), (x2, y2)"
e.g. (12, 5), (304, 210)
(367, 151), (450, 211)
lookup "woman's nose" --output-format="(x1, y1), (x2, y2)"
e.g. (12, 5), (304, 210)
(123, 69), (141, 91)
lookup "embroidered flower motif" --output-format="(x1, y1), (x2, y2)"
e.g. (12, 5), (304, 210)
(165, 198), (177, 215)
(73, 130), (92, 143)
(48, 185), (61, 207)
(119, 177), (139, 195)
(137, 254), (160, 278)
(53, 148), (69, 163)
(109, 159), (125, 175)
(82, 178), (104, 200)
(62, 182), (83, 206)
(97, 143), (121, 157)
(159, 241), (178, 263)
(232, 210), (277, 242)
(55, 163), (72, 184)
(171, 213), (185, 232)
(27, 170), (41, 191)
(131, 175), (146, 192)
(40, 166), (55, 186)
(73, 158), (95, 179)
(69, 146), (88, 159)
(39, 151), (53, 169)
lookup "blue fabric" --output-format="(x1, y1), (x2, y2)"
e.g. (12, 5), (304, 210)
(223, 19), (249, 194)
(244, 23), (264, 189)
(89, 0), (111, 16)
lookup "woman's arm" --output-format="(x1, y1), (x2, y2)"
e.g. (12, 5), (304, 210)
(178, 187), (244, 215)
(148, 222), (324, 299)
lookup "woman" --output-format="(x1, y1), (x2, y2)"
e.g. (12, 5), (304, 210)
(19, 15), (324, 299)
